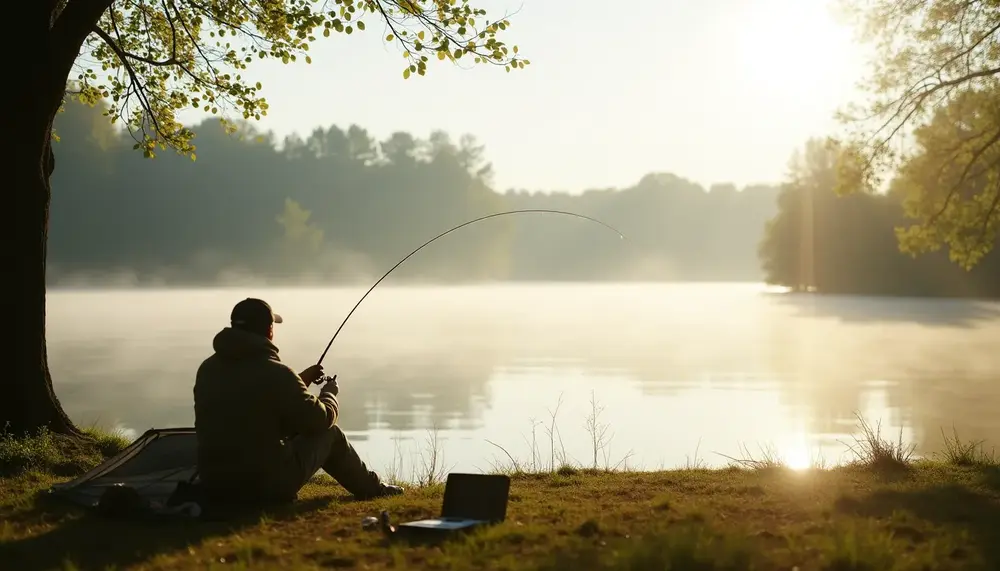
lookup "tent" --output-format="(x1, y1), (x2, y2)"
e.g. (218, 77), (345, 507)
(49, 427), (198, 510)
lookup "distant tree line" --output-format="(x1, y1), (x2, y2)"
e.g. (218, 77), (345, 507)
(50, 92), (1000, 297)
(758, 89), (1000, 298)
(48, 99), (779, 286)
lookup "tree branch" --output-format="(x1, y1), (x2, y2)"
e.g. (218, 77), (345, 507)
(171, 7), (224, 88)
(91, 24), (165, 136)
(160, 0), (180, 63)
(928, 126), (1000, 226)
(92, 25), (180, 67)
(939, 20), (1000, 75)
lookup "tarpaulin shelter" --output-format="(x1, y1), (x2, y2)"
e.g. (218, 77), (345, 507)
(49, 428), (198, 509)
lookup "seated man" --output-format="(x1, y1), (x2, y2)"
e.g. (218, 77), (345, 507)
(194, 297), (403, 504)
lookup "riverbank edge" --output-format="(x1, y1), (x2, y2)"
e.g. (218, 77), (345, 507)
(2, 425), (1000, 570)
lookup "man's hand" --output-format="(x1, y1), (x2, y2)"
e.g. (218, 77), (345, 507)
(299, 364), (325, 385)
(320, 375), (339, 397)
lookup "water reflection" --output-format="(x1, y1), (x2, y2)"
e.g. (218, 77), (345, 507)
(51, 342), (498, 434)
(771, 292), (1000, 328)
(46, 284), (1000, 473)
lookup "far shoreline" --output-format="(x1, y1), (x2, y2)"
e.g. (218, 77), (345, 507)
(42, 280), (1000, 302)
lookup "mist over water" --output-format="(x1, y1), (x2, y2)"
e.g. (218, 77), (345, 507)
(47, 283), (1000, 475)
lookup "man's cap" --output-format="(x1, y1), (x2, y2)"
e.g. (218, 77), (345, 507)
(230, 298), (283, 328)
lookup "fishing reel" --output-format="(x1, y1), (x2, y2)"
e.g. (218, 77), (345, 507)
(311, 373), (338, 387)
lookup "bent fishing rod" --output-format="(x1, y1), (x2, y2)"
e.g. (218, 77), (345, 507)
(310, 209), (625, 379)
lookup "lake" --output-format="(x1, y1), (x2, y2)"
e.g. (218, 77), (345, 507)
(46, 283), (1000, 478)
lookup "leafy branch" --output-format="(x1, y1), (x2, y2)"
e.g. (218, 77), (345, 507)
(836, 0), (1000, 266)
(838, 0), (999, 180)
(68, 0), (528, 158)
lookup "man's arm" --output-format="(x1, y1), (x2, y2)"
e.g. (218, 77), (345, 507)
(271, 365), (340, 436)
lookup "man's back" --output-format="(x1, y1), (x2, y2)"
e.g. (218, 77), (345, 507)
(194, 326), (338, 502)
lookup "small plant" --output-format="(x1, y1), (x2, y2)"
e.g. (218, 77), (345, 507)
(584, 390), (612, 469)
(484, 438), (523, 475)
(716, 443), (788, 471)
(545, 393), (568, 471)
(842, 412), (915, 471)
(413, 425), (451, 486)
(684, 438), (708, 470)
(383, 434), (407, 486)
(525, 417), (543, 472)
(484, 392), (637, 475)
(937, 426), (997, 467)
(582, 390), (634, 471)
(556, 464), (579, 476)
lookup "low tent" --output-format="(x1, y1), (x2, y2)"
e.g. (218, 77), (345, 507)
(49, 427), (198, 510)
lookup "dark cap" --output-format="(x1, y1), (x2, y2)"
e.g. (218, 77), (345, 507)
(230, 298), (283, 329)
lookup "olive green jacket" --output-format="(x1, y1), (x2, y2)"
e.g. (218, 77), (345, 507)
(194, 327), (338, 500)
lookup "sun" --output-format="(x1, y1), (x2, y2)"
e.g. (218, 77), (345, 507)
(776, 429), (818, 471)
(782, 444), (813, 471)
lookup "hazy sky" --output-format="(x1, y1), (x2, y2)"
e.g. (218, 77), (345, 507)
(178, 0), (871, 193)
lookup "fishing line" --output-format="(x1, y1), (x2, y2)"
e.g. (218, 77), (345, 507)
(314, 209), (625, 369)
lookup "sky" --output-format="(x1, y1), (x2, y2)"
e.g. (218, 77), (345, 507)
(177, 0), (872, 193)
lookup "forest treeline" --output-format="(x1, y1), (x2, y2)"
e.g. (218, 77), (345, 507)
(758, 138), (1000, 298)
(50, 97), (1000, 297)
(48, 99), (779, 286)
(757, 85), (1000, 299)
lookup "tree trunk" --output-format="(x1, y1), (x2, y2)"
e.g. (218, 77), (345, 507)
(4, 131), (80, 436)
(3, 0), (113, 436)
(4, 44), (76, 438)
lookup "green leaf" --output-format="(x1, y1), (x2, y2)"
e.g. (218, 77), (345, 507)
(403, 68), (411, 79)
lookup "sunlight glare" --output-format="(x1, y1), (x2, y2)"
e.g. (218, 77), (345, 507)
(779, 433), (816, 471)
(731, 0), (862, 102)
(783, 445), (813, 471)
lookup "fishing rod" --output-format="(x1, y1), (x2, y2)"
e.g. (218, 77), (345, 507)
(312, 209), (625, 373)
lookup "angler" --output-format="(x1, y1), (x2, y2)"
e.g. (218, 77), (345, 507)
(193, 298), (404, 505)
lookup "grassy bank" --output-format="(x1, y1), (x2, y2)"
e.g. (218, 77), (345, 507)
(2, 422), (1000, 570)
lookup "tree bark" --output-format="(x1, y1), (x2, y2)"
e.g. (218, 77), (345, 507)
(4, 133), (80, 436)
(3, 0), (112, 436)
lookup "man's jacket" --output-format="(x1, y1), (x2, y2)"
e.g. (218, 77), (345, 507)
(194, 326), (338, 501)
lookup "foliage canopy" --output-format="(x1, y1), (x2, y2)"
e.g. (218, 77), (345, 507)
(837, 0), (999, 267)
(67, 0), (529, 158)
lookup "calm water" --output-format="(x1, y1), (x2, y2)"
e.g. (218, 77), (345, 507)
(47, 283), (1000, 476)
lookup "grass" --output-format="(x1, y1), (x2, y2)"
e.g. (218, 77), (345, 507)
(0, 424), (131, 479)
(937, 426), (998, 467)
(842, 413), (916, 472)
(1, 412), (999, 571)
